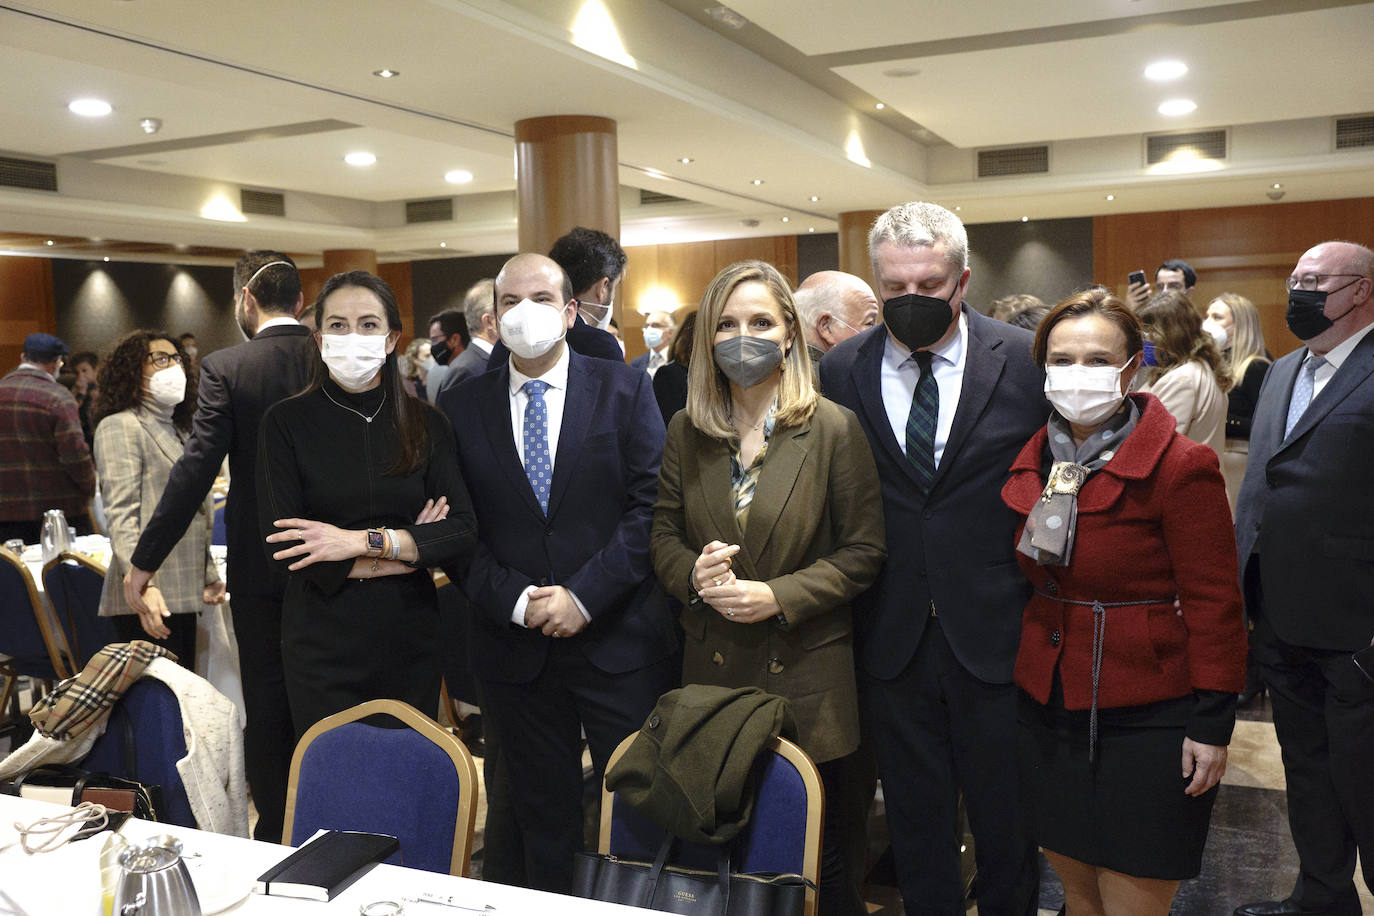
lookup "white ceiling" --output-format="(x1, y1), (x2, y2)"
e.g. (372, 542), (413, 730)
(0, 0), (1372, 262)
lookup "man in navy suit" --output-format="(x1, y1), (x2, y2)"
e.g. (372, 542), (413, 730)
(1232, 241), (1374, 916)
(441, 253), (677, 894)
(821, 202), (1046, 915)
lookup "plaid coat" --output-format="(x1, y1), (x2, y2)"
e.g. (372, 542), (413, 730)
(94, 406), (218, 617)
(0, 365), (96, 522)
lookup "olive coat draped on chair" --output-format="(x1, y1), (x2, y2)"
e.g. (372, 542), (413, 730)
(651, 398), (885, 764)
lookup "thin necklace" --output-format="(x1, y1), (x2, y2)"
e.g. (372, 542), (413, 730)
(729, 401), (773, 432)
(322, 385), (386, 423)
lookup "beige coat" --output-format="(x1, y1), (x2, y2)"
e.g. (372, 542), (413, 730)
(94, 407), (218, 617)
(1142, 358), (1227, 459)
(651, 398), (885, 763)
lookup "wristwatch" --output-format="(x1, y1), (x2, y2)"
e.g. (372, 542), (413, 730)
(365, 528), (386, 557)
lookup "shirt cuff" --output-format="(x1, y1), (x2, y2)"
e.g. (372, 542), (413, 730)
(511, 585), (593, 626)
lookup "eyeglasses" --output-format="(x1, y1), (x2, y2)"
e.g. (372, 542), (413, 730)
(1285, 273), (1368, 292)
(145, 352), (183, 369)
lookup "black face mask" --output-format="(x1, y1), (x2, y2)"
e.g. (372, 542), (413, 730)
(714, 336), (784, 389)
(430, 339), (452, 366)
(882, 291), (956, 351)
(1286, 286), (1359, 341)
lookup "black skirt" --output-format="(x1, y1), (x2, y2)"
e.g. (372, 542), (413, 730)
(1017, 690), (1219, 880)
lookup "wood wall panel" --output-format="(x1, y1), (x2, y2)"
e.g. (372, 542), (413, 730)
(618, 235), (798, 361)
(0, 257), (56, 371)
(376, 261), (415, 348)
(1094, 197), (1374, 358)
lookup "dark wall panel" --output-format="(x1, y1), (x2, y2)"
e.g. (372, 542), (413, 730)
(796, 232), (839, 282)
(409, 253), (512, 332)
(53, 260), (239, 359)
(965, 217), (1095, 313)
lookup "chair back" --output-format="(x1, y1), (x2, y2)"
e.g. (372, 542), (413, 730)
(598, 734), (823, 916)
(211, 500), (226, 547)
(41, 552), (118, 669)
(80, 678), (196, 827)
(282, 699), (479, 876)
(0, 548), (73, 680)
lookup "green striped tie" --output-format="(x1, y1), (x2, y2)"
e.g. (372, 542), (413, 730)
(905, 350), (937, 491)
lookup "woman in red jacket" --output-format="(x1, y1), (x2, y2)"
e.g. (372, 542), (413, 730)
(1001, 288), (1246, 915)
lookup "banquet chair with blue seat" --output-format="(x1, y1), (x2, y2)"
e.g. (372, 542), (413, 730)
(597, 733), (824, 916)
(210, 499), (226, 547)
(41, 551), (118, 670)
(80, 677), (197, 828)
(281, 699), (479, 876)
(0, 548), (76, 737)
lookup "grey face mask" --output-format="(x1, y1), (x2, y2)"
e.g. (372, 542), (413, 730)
(714, 335), (784, 389)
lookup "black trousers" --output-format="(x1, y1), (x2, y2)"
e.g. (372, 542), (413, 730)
(230, 592), (295, 843)
(861, 619), (1038, 916)
(1249, 564), (1374, 913)
(111, 612), (197, 671)
(479, 642), (674, 895)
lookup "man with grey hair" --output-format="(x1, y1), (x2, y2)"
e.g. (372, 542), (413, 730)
(434, 279), (498, 400)
(1232, 240), (1374, 916)
(821, 201), (1046, 915)
(794, 269), (880, 365)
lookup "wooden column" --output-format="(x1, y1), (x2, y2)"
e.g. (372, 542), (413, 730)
(0, 257), (55, 371)
(838, 210), (884, 288)
(514, 116), (619, 256)
(322, 249), (378, 275)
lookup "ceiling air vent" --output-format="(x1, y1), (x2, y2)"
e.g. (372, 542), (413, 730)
(405, 198), (454, 224)
(1146, 129), (1227, 165)
(977, 145), (1049, 178)
(1335, 114), (1374, 150)
(0, 155), (57, 191)
(639, 189), (689, 205)
(240, 188), (285, 217)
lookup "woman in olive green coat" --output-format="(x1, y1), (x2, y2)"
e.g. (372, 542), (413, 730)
(651, 260), (885, 916)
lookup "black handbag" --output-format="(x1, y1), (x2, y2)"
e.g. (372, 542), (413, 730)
(572, 834), (809, 916)
(5, 763), (159, 821)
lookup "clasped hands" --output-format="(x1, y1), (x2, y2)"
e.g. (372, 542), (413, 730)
(525, 586), (587, 638)
(692, 540), (779, 624)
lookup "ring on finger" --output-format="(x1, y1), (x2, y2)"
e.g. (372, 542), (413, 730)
(726, 609), (735, 617)
(712, 577), (722, 587)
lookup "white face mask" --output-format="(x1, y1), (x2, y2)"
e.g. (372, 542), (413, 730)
(1201, 319), (1229, 350)
(643, 327), (666, 350)
(321, 333), (388, 391)
(579, 296), (614, 331)
(500, 298), (569, 360)
(1044, 361), (1133, 427)
(147, 364), (187, 408)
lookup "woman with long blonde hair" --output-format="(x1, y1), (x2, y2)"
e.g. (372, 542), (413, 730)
(1204, 293), (1271, 512)
(652, 260), (885, 916)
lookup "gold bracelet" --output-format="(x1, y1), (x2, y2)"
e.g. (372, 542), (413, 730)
(370, 556), (380, 576)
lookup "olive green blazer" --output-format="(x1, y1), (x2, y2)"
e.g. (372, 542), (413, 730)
(651, 397), (885, 763)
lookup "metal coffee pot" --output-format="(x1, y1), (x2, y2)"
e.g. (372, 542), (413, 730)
(40, 508), (72, 562)
(114, 835), (202, 916)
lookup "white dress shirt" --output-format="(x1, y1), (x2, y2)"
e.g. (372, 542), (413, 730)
(505, 345), (589, 626)
(469, 336), (494, 357)
(646, 348), (668, 378)
(1312, 319), (1374, 400)
(256, 316), (300, 333)
(880, 312), (968, 468)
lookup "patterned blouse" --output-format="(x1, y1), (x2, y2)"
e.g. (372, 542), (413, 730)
(728, 405), (778, 530)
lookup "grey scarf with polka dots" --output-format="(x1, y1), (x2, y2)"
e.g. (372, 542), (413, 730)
(1017, 400), (1139, 566)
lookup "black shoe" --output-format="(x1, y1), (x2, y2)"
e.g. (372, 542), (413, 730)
(459, 713), (485, 758)
(1233, 899), (1324, 915)
(1237, 685), (1267, 706)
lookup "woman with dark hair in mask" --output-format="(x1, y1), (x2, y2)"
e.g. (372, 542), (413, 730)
(1002, 287), (1246, 915)
(93, 330), (223, 667)
(257, 270), (478, 735)
(651, 260), (885, 916)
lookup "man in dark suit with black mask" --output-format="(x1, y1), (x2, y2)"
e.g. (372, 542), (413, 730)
(821, 202), (1046, 916)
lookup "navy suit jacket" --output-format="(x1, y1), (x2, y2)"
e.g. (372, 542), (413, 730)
(820, 308), (1049, 683)
(442, 349), (678, 684)
(1235, 329), (1374, 650)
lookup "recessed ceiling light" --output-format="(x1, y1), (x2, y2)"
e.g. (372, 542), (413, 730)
(344, 151), (377, 166)
(45, 240), (54, 246)
(103, 257), (110, 262)
(139, 117), (162, 134)
(678, 157), (694, 164)
(809, 195), (819, 202)
(874, 102), (885, 110)
(1271, 183), (1283, 189)
(1105, 194), (1115, 201)
(1021, 216), (1029, 222)
(68, 98), (113, 117)
(372, 69), (400, 78)
(780, 216), (790, 223)
(444, 169), (473, 184)
(953, 206), (961, 211)
(439, 242), (447, 248)
(751, 178), (764, 185)
(807, 227), (815, 233)
(1158, 98), (1197, 117)
(1144, 60), (1188, 82)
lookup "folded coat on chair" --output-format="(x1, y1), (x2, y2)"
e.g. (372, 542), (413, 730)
(606, 685), (796, 845)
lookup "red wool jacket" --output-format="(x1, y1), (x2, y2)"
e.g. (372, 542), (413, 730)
(1001, 393), (1246, 711)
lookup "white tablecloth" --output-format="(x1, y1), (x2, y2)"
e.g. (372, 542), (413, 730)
(0, 795), (652, 915)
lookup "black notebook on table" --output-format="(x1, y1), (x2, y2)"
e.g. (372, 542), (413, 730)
(253, 829), (400, 901)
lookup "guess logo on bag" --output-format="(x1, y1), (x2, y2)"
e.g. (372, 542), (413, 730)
(672, 889), (698, 903)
